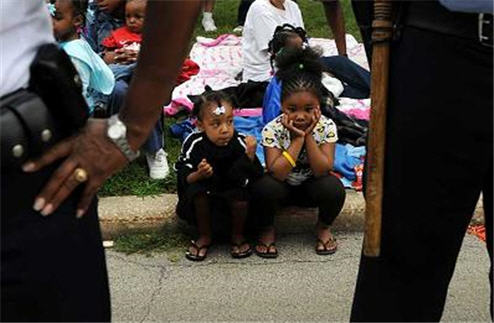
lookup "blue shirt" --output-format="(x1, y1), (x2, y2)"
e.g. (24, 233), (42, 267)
(262, 76), (282, 126)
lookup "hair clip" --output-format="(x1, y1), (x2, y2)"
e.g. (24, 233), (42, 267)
(47, 3), (56, 16)
(299, 63), (304, 70)
(213, 106), (226, 116)
(301, 42), (308, 50)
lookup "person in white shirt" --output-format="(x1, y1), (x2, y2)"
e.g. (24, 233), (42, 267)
(241, 0), (348, 83)
(242, 0), (305, 82)
(0, 1), (54, 97)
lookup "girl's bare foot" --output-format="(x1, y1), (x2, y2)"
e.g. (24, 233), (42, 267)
(186, 235), (212, 261)
(255, 226), (278, 258)
(231, 234), (252, 258)
(315, 221), (337, 255)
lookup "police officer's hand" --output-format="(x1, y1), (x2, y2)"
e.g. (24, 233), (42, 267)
(22, 119), (129, 218)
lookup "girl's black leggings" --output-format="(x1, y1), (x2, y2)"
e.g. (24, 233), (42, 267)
(251, 174), (346, 228)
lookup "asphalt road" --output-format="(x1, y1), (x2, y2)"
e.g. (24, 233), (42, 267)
(107, 232), (490, 322)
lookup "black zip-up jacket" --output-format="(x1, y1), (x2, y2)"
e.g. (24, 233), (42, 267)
(175, 131), (264, 195)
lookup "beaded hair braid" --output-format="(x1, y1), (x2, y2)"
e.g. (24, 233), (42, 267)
(280, 73), (321, 102)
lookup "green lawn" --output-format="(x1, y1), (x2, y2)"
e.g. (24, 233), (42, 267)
(187, 0), (360, 41)
(99, 118), (182, 196)
(114, 223), (191, 260)
(99, 0), (360, 197)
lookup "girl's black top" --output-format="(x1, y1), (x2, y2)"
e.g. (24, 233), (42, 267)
(175, 131), (264, 196)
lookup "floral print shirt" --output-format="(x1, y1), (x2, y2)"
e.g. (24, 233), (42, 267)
(262, 115), (338, 185)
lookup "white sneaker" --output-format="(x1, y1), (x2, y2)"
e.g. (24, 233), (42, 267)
(232, 25), (243, 34)
(146, 149), (170, 180)
(202, 16), (217, 32)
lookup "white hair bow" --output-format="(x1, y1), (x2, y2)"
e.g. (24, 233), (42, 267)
(213, 106), (226, 116)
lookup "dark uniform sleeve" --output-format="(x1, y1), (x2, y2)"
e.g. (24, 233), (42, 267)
(227, 133), (264, 188)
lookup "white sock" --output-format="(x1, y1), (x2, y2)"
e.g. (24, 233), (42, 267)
(203, 12), (213, 20)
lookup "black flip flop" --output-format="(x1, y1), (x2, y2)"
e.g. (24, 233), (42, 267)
(231, 241), (253, 259)
(315, 237), (337, 255)
(185, 240), (211, 261)
(255, 241), (278, 258)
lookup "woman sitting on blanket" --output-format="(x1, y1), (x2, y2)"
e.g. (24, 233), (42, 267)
(251, 46), (346, 258)
(175, 87), (264, 261)
(262, 24), (371, 126)
(242, 0), (305, 83)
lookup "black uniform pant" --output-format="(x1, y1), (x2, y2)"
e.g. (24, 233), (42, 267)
(1, 163), (111, 322)
(251, 174), (346, 228)
(350, 26), (493, 321)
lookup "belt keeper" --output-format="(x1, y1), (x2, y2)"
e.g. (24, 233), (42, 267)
(479, 14), (493, 48)
(282, 151), (296, 168)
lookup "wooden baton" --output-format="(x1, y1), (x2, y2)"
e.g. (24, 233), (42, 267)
(363, 0), (393, 257)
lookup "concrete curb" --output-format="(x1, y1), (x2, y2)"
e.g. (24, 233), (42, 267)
(98, 191), (485, 240)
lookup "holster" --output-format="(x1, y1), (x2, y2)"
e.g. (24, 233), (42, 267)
(1, 43), (89, 169)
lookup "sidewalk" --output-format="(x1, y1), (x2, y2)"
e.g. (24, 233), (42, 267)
(98, 191), (485, 239)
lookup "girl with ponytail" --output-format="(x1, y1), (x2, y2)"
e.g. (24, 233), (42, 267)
(252, 47), (346, 258)
(175, 86), (263, 261)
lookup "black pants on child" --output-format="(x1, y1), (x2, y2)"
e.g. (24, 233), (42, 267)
(251, 174), (346, 228)
(177, 182), (250, 234)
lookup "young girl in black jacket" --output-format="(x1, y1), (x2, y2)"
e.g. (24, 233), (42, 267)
(175, 88), (263, 261)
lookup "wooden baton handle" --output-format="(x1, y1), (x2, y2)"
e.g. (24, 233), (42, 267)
(363, 0), (393, 257)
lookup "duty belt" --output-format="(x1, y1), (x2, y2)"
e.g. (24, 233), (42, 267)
(403, 1), (493, 48)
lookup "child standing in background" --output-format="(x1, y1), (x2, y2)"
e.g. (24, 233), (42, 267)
(50, 0), (114, 115)
(175, 88), (264, 261)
